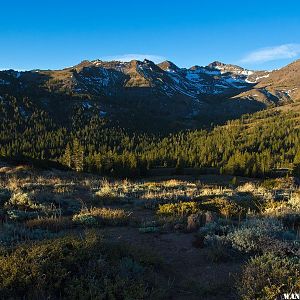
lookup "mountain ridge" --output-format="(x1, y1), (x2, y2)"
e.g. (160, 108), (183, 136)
(0, 58), (299, 132)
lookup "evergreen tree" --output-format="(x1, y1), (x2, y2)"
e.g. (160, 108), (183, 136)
(72, 138), (84, 172)
(63, 143), (72, 168)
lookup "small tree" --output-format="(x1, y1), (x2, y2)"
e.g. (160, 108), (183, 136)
(72, 138), (84, 172)
(63, 143), (72, 168)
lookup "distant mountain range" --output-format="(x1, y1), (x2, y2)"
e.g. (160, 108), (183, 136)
(0, 58), (299, 131)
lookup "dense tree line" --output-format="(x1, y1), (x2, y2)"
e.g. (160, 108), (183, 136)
(1, 95), (300, 177)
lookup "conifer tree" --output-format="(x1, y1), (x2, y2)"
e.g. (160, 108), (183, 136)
(72, 138), (84, 172)
(63, 143), (72, 168)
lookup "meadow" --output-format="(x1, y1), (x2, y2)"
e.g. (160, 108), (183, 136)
(0, 161), (299, 299)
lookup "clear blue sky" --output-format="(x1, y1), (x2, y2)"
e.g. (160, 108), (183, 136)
(1, 0), (300, 71)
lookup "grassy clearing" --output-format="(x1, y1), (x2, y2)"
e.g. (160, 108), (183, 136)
(0, 164), (300, 299)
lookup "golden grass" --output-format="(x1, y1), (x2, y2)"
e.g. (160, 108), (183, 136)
(73, 207), (131, 226)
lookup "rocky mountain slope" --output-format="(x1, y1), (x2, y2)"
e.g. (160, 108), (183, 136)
(233, 59), (300, 105)
(0, 58), (299, 131)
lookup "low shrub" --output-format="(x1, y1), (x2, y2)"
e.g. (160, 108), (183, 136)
(157, 201), (199, 216)
(95, 181), (119, 199)
(0, 233), (164, 299)
(72, 214), (98, 226)
(7, 192), (37, 210)
(72, 207), (131, 226)
(25, 216), (73, 232)
(227, 218), (295, 254)
(288, 192), (300, 211)
(199, 220), (233, 237)
(200, 197), (244, 219)
(237, 252), (300, 300)
(191, 219), (232, 252)
(53, 184), (75, 195)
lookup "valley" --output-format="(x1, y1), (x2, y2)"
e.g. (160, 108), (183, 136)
(2, 1), (300, 299)
(1, 58), (300, 300)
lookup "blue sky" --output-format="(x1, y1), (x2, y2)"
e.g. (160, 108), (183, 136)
(1, 0), (300, 71)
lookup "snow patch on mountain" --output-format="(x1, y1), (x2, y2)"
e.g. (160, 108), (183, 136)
(246, 74), (270, 83)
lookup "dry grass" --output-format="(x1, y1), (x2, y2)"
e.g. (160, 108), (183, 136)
(157, 202), (199, 217)
(1, 161), (300, 300)
(200, 186), (233, 197)
(73, 207), (131, 226)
